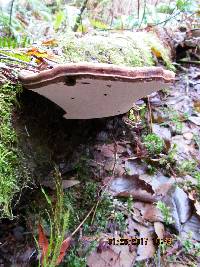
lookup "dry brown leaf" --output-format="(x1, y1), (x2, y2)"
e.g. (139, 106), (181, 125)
(95, 144), (115, 158)
(124, 160), (146, 176)
(109, 175), (156, 202)
(154, 222), (164, 239)
(27, 47), (49, 58)
(189, 116), (200, 126)
(42, 39), (58, 46)
(181, 215), (200, 241)
(136, 231), (155, 261)
(87, 243), (136, 267)
(133, 202), (163, 222)
(38, 224), (49, 264)
(188, 190), (196, 201)
(127, 216), (155, 261)
(151, 47), (162, 59)
(152, 123), (171, 141)
(194, 200), (200, 217)
(56, 236), (71, 265)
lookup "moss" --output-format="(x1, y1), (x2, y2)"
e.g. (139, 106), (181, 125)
(0, 83), (29, 218)
(143, 133), (164, 155)
(0, 49), (31, 62)
(141, 32), (175, 71)
(59, 31), (173, 69)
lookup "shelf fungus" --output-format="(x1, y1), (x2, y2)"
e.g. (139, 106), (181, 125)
(19, 63), (175, 119)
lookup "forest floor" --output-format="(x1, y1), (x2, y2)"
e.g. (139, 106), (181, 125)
(0, 29), (200, 267)
(0, 66), (200, 266)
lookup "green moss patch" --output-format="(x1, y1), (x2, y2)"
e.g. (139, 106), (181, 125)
(0, 83), (28, 218)
(60, 31), (174, 70)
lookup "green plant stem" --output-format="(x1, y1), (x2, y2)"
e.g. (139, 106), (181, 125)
(152, 10), (181, 26)
(139, 0), (147, 28)
(178, 59), (200, 65)
(73, 0), (89, 32)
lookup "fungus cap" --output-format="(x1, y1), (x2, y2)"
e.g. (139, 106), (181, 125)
(19, 62), (175, 119)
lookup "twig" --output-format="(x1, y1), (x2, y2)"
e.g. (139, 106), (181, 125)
(147, 96), (153, 132)
(25, 125), (30, 137)
(137, 0), (140, 19)
(157, 247), (161, 267)
(0, 53), (37, 67)
(173, 62), (187, 72)
(164, 0), (174, 27)
(90, 176), (114, 225)
(73, 0), (89, 32)
(9, 0), (15, 37)
(151, 11), (181, 26)
(177, 59), (200, 65)
(191, 52), (200, 61)
(90, 199), (100, 225)
(139, 0), (147, 28)
(71, 204), (95, 237)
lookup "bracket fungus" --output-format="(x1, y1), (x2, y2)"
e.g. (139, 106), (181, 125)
(19, 62), (175, 119)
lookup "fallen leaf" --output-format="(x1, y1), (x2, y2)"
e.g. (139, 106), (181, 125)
(128, 220), (155, 261)
(151, 47), (162, 59)
(154, 222), (164, 239)
(27, 47), (49, 58)
(181, 215), (200, 241)
(95, 144), (115, 158)
(124, 160), (146, 176)
(136, 229), (155, 261)
(133, 202), (163, 222)
(189, 116), (200, 126)
(26, 47), (57, 64)
(87, 240), (136, 267)
(188, 190), (196, 201)
(183, 132), (193, 140)
(56, 236), (71, 265)
(194, 100), (200, 113)
(108, 175), (156, 202)
(42, 39), (58, 46)
(194, 200), (200, 217)
(152, 123), (171, 141)
(140, 173), (174, 197)
(38, 224), (49, 262)
(172, 187), (192, 224)
(16, 13), (29, 26)
(171, 135), (195, 162)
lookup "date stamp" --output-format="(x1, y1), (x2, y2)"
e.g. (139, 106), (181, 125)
(107, 237), (173, 246)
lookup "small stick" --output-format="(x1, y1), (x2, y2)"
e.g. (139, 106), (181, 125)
(9, 0), (15, 37)
(73, 0), (89, 32)
(177, 59), (200, 65)
(71, 204), (95, 237)
(90, 200), (100, 225)
(25, 125), (30, 137)
(147, 96), (153, 132)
